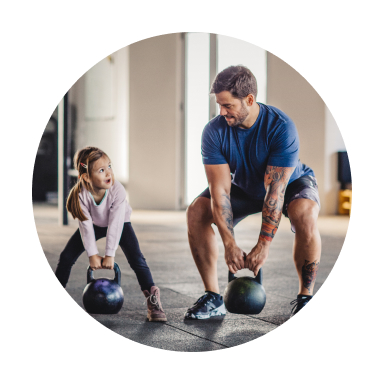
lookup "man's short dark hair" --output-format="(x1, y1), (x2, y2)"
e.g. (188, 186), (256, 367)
(210, 65), (258, 99)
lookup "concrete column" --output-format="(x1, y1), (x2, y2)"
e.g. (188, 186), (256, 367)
(129, 33), (184, 210)
(209, 34), (217, 120)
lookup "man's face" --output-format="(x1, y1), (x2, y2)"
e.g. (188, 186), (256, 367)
(215, 91), (250, 127)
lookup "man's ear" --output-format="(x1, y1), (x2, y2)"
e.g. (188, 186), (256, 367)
(246, 94), (255, 106)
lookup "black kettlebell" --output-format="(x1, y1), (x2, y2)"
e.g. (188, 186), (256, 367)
(82, 262), (124, 314)
(224, 268), (266, 314)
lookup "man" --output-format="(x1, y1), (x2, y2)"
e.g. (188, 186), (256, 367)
(184, 65), (321, 320)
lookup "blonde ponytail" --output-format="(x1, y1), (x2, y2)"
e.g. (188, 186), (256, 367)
(66, 180), (88, 222)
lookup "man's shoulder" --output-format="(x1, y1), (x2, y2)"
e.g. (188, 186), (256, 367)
(206, 115), (227, 129)
(203, 115), (227, 137)
(261, 103), (293, 126)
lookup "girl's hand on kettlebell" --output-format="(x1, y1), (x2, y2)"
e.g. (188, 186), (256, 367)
(89, 254), (103, 270)
(102, 256), (115, 270)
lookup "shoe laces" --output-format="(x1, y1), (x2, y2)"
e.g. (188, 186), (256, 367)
(143, 293), (161, 310)
(290, 297), (310, 313)
(192, 293), (214, 309)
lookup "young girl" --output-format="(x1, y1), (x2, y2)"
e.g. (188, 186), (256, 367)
(55, 146), (166, 322)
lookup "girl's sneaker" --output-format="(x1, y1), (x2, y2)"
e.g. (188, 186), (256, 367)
(143, 286), (167, 322)
(184, 292), (226, 319)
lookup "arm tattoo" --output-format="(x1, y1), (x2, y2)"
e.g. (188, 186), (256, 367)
(221, 193), (234, 237)
(302, 259), (320, 294)
(260, 166), (293, 242)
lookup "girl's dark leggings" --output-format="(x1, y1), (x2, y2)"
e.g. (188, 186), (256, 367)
(55, 222), (155, 291)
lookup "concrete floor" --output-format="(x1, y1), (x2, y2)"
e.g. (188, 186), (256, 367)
(34, 203), (349, 352)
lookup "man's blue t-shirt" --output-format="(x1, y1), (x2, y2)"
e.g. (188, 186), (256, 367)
(201, 103), (314, 200)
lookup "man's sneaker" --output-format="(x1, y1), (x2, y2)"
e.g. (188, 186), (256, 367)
(290, 295), (313, 317)
(143, 286), (167, 322)
(184, 292), (226, 319)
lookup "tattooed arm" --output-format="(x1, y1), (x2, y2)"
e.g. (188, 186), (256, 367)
(245, 165), (295, 275)
(205, 164), (246, 274)
(261, 166), (295, 241)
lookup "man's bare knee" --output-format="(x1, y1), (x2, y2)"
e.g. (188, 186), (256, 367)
(186, 197), (213, 230)
(288, 199), (319, 239)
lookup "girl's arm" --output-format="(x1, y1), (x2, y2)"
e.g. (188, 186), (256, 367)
(104, 182), (127, 259)
(78, 197), (99, 258)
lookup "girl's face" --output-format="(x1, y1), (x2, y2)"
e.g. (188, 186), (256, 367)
(87, 156), (114, 191)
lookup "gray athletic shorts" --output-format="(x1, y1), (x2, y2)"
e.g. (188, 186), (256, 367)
(198, 174), (320, 233)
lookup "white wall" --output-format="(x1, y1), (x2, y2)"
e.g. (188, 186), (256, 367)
(185, 32), (210, 205)
(128, 33), (184, 210)
(70, 47), (129, 183)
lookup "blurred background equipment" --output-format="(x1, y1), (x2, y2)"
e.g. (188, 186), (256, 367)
(32, 116), (58, 203)
(338, 151), (352, 215)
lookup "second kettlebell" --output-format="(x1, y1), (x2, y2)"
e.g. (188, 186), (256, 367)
(223, 267), (266, 315)
(82, 262), (124, 314)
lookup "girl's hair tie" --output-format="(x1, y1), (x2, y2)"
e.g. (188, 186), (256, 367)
(80, 163), (87, 169)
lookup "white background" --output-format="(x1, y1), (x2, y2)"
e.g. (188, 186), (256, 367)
(1, 1), (383, 383)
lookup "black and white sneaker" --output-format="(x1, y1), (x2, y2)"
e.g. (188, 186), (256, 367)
(290, 295), (313, 317)
(184, 292), (226, 319)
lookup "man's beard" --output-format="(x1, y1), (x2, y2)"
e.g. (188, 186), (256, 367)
(226, 101), (249, 127)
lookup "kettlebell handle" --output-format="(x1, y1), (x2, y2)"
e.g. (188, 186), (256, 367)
(87, 262), (121, 285)
(228, 267), (263, 285)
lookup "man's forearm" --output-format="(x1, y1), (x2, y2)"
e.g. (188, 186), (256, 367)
(260, 196), (283, 242)
(211, 192), (236, 246)
(259, 166), (294, 243)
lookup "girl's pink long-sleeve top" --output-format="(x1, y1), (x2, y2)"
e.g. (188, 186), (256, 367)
(78, 180), (132, 257)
